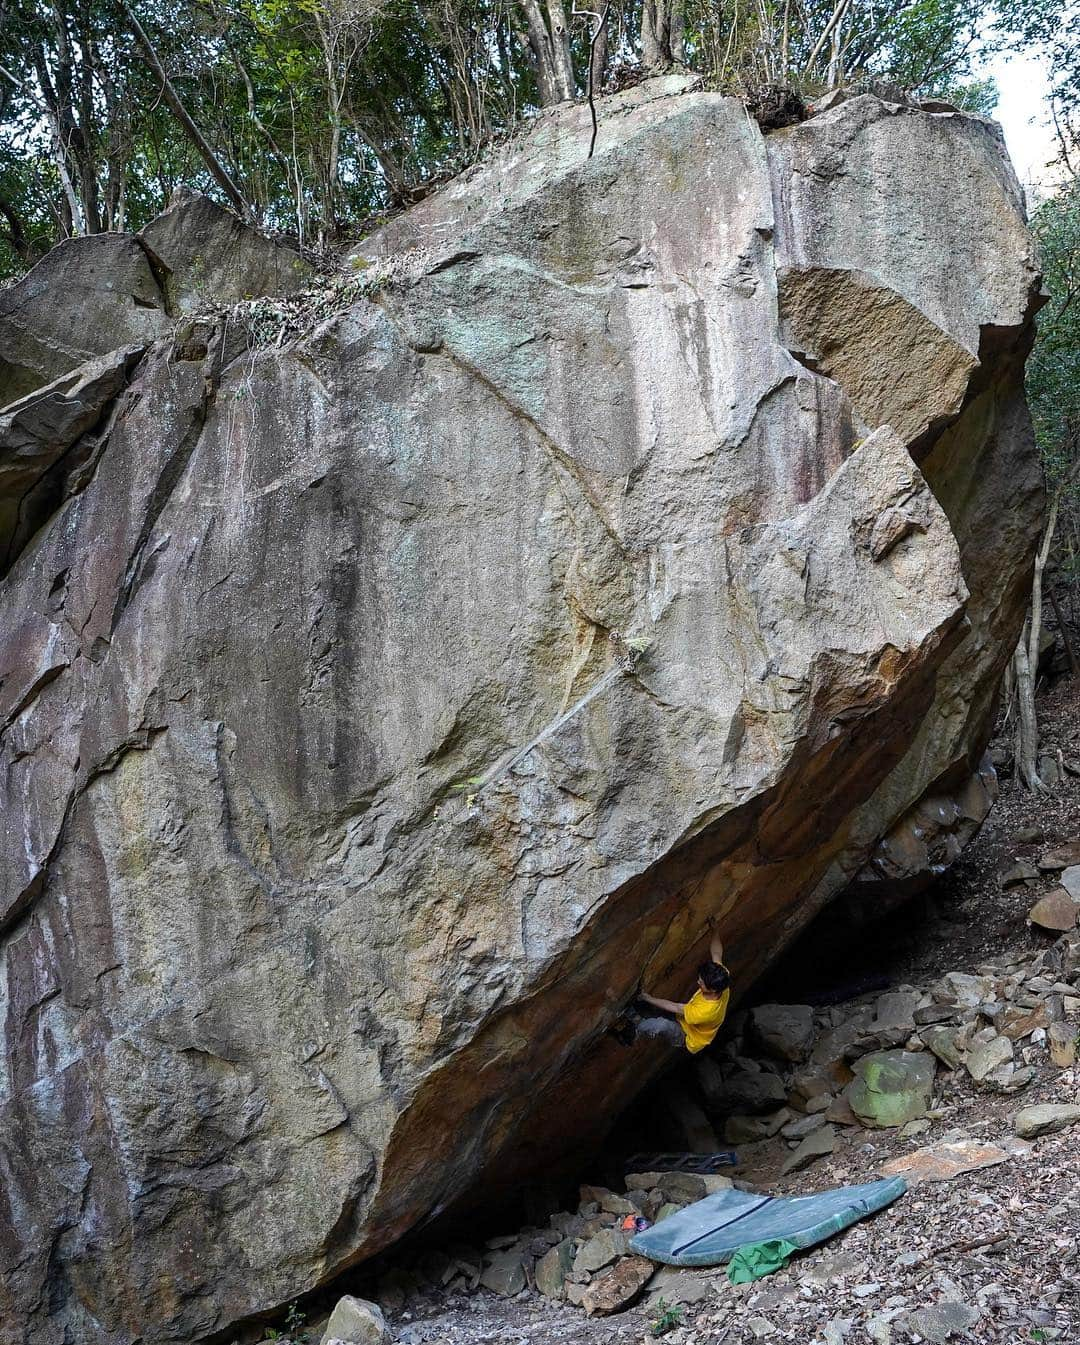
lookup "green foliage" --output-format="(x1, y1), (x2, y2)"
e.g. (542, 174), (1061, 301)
(993, 0), (1079, 149)
(283, 1302), (307, 1340)
(1027, 179), (1080, 587)
(0, 0), (1050, 283)
(1028, 183), (1080, 485)
(651, 1297), (685, 1336)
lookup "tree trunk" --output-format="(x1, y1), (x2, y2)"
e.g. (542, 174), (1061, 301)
(588, 8), (609, 97)
(119, 1), (252, 222)
(642, 0), (684, 69)
(517, 0), (574, 104)
(545, 0), (576, 100)
(1014, 491), (1060, 791)
(1012, 624), (1042, 791)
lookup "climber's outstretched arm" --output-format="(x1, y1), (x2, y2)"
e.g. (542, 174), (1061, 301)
(640, 992), (686, 1017)
(710, 927), (725, 965)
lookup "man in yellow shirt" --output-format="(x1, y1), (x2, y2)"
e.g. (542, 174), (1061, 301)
(616, 927), (731, 1053)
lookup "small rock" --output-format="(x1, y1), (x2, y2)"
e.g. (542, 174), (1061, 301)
(899, 1118), (931, 1138)
(966, 1034), (1012, 1083)
(825, 1093), (860, 1126)
(1001, 1003), (1049, 1040)
(747, 1316), (776, 1338)
(871, 991), (921, 1036)
(749, 1003), (816, 1061)
(319, 1295), (389, 1345)
(942, 972), (995, 1007)
(719, 1067), (788, 1113)
(724, 1111), (790, 1144)
(986, 1063), (1036, 1094)
(578, 1184), (611, 1206)
(581, 1255), (653, 1315)
(479, 1251), (527, 1297)
(1038, 839), (1080, 871)
(901, 1299), (979, 1343)
(999, 860), (1039, 889)
(573, 1229), (628, 1275)
(655, 1172), (707, 1203)
(790, 1067), (835, 1101)
(623, 1170), (664, 1190)
(535, 1239), (575, 1299)
(1048, 1020), (1077, 1067)
(1061, 865), (1080, 900)
(799, 1252), (866, 1286)
(644, 1266), (711, 1309)
(866, 1313), (894, 1344)
(781, 1123), (836, 1174)
(700, 1173), (734, 1194)
(1014, 1102), (1080, 1138)
(781, 1112), (828, 1140)
(920, 1025), (963, 1071)
(1016, 825), (1045, 844)
(1028, 890), (1080, 932)
(600, 1191), (638, 1215)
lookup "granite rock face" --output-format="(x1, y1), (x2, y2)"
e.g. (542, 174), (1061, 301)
(0, 80), (1043, 1343)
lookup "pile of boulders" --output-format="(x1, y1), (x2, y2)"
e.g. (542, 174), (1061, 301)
(347, 932), (1080, 1328)
(703, 928), (1080, 1174)
(1003, 839), (1080, 932)
(371, 1167), (732, 1319)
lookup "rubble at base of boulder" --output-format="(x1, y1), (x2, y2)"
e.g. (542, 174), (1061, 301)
(343, 928), (1080, 1328)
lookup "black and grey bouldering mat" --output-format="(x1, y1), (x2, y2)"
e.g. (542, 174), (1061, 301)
(629, 1176), (906, 1267)
(625, 1152), (738, 1175)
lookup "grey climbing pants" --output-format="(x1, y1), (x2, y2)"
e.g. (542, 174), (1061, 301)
(637, 1015), (685, 1047)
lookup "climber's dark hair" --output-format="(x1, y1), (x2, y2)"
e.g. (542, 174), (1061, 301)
(698, 960), (730, 994)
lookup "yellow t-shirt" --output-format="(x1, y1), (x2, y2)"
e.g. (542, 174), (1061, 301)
(679, 987), (730, 1054)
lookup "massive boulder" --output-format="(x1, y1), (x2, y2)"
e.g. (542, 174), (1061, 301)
(0, 80), (1042, 1343)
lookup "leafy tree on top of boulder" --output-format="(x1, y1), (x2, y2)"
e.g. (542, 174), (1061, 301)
(0, 0), (1056, 277)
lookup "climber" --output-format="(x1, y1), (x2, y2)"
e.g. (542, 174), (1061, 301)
(613, 924), (731, 1053)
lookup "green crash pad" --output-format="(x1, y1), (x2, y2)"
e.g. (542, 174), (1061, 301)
(629, 1177), (906, 1268)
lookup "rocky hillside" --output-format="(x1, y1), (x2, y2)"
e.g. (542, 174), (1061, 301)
(0, 77), (1043, 1343)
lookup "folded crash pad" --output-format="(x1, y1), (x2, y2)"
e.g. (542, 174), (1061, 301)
(625, 1151), (738, 1174)
(629, 1177), (906, 1267)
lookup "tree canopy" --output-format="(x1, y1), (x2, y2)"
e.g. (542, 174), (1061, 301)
(0, 0), (1054, 276)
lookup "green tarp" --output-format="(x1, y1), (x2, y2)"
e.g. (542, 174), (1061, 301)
(629, 1177), (906, 1268)
(726, 1238), (801, 1283)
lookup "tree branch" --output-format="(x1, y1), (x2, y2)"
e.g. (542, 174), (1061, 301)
(118, 0), (252, 221)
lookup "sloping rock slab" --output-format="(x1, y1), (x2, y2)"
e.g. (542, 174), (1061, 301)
(0, 235), (167, 401)
(0, 346), (143, 571)
(139, 191), (311, 313)
(879, 1139), (1009, 1185)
